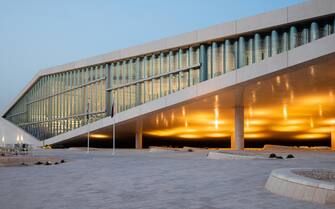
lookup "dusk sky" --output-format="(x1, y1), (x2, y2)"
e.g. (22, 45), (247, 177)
(0, 0), (304, 112)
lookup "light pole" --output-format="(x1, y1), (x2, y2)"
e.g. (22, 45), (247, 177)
(111, 94), (115, 155)
(1, 136), (4, 147)
(111, 94), (116, 156)
(112, 116), (115, 155)
(87, 98), (91, 153)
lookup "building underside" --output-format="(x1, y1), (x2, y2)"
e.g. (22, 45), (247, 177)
(2, 0), (335, 149)
(53, 51), (335, 149)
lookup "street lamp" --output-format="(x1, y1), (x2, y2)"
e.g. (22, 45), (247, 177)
(1, 136), (4, 147)
(87, 98), (91, 153)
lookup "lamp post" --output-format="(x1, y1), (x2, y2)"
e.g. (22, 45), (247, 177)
(87, 98), (91, 153)
(1, 136), (4, 147)
(111, 94), (116, 156)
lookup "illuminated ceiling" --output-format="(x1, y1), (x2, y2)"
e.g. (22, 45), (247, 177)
(143, 54), (335, 141)
(67, 54), (335, 146)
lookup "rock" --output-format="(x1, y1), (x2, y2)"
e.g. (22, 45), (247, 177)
(187, 149), (193, 152)
(275, 156), (283, 159)
(286, 154), (295, 159)
(35, 161), (43, 165)
(269, 153), (277, 158)
(21, 162), (28, 166)
(60, 159), (65, 163)
(45, 161), (52, 165)
(54, 162), (59, 165)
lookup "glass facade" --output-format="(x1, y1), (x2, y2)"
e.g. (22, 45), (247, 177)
(4, 16), (335, 141)
(5, 66), (107, 139)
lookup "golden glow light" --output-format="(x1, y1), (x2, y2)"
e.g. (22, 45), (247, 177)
(215, 119), (219, 129)
(249, 107), (253, 117)
(283, 104), (288, 119)
(310, 66), (315, 76)
(90, 134), (109, 139)
(310, 117), (314, 128)
(178, 134), (201, 139)
(214, 108), (219, 118)
(145, 91), (335, 141)
(294, 133), (328, 139)
(206, 133), (229, 138)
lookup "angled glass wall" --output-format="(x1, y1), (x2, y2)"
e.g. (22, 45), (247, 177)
(4, 16), (335, 141)
(5, 66), (107, 139)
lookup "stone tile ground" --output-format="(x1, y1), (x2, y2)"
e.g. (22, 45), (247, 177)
(0, 149), (335, 209)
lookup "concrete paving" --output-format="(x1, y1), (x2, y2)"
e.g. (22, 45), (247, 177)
(0, 149), (335, 209)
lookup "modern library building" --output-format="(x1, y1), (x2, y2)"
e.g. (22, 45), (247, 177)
(2, 0), (335, 149)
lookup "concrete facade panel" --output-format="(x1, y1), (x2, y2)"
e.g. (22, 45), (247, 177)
(288, 0), (335, 23)
(236, 53), (287, 84)
(164, 86), (197, 107)
(120, 39), (167, 59)
(288, 33), (335, 67)
(165, 31), (197, 49)
(196, 21), (236, 42)
(236, 8), (288, 34)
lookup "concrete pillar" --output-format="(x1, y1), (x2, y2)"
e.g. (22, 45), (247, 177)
(331, 131), (335, 151)
(231, 106), (244, 150)
(135, 120), (143, 149)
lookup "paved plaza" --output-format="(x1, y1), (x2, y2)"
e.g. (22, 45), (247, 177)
(1, 148), (335, 209)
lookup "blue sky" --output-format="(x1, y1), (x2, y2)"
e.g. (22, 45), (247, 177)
(0, 0), (304, 112)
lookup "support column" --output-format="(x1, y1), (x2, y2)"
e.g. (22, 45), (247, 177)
(231, 88), (244, 150)
(231, 106), (244, 150)
(331, 131), (335, 151)
(135, 120), (143, 149)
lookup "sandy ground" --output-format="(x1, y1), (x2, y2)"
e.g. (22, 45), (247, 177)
(0, 148), (335, 209)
